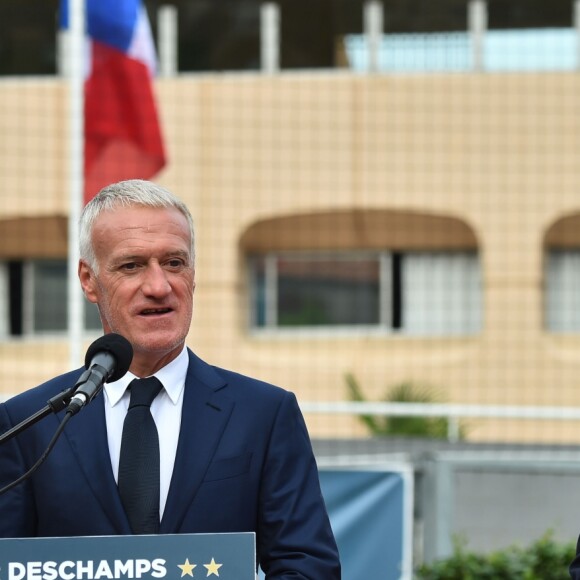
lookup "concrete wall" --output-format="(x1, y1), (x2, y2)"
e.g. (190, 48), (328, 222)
(420, 451), (580, 562)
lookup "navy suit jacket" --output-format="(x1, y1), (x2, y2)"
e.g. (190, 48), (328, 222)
(0, 349), (340, 579)
(570, 538), (580, 579)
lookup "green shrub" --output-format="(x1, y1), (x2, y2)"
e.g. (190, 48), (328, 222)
(415, 532), (576, 579)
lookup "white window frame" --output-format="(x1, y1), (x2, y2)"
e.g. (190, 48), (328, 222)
(248, 250), (481, 338)
(545, 249), (580, 333)
(22, 261), (35, 336)
(0, 262), (9, 339)
(9, 259), (100, 339)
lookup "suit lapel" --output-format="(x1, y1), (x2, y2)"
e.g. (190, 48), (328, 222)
(63, 389), (131, 534)
(160, 351), (233, 533)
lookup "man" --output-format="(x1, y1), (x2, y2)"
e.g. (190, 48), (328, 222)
(570, 544), (580, 578)
(0, 180), (341, 578)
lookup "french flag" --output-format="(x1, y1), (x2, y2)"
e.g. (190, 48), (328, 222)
(60, 0), (167, 203)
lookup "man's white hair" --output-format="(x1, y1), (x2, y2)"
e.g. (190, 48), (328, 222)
(79, 179), (195, 274)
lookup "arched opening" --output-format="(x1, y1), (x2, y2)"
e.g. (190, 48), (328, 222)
(0, 215), (100, 337)
(544, 213), (580, 332)
(240, 209), (481, 336)
(240, 209), (478, 253)
(0, 215), (67, 259)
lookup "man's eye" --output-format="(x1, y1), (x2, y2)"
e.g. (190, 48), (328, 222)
(121, 263), (138, 271)
(167, 259), (185, 268)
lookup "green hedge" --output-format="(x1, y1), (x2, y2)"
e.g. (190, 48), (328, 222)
(415, 532), (576, 579)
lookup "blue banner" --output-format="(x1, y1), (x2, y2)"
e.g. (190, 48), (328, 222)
(319, 467), (411, 579)
(0, 533), (255, 580)
(258, 465), (413, 579)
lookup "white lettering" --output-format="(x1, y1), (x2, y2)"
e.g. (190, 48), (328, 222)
(8, 563), (26, 580)
(94, 560), (114, 580)
(42, 561), (58, 580)
(134, 560), (151, 578)
(28, 562), (43, 580)
(58, 561), (76, 580)
(76, 560), (94, 580)
(6, 558), (167, 580)
(151, 559), (166, 578)
(114, 560), (134, 578)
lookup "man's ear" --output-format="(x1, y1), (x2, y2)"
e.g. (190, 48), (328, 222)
(78, 260), (99, 304)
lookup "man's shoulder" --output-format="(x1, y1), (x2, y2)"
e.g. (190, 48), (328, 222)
(206, 366), (300, 424)
(213, 365), (287, 395)
(186, 349), (291, 401)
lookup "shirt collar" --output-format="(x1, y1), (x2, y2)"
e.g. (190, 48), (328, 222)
(104, 346), (188, 407)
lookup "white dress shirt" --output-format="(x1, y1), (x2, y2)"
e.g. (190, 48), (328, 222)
(103, 346), (188, 518)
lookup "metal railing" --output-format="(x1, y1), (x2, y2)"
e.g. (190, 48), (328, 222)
(3, 393), (580, 442)
(300, 401), (580, 442)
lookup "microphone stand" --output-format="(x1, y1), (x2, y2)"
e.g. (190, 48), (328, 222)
(0, 385), (78, 445)
(0, 410), (75, 496)
(0, 382), (85, 495)
(0, 369), (97, 495)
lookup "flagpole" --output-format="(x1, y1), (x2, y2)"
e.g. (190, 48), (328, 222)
(67, 0), (86, 369)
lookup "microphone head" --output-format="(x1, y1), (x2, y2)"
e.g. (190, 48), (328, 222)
(84, 333), (133, 382)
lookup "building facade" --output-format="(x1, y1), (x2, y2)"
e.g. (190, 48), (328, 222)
(1, 70), (580, 442)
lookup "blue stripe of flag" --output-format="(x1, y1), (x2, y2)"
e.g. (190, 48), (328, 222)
(59, 0), (139, 54)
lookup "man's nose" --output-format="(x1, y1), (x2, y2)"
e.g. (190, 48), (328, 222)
(142, 263), (171, 297)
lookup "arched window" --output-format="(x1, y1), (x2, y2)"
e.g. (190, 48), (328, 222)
(0, 216), (100, 337)
(241, 209), (481, 336)
(545, 214), (580, 332)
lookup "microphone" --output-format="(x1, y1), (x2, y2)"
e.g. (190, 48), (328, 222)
(67, 333), (133, 415)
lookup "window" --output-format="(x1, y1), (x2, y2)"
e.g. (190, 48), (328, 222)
(249, 251), (481, 336)
(29, 261), (69, 333)
(0, 263), (9, 338)
(545, 250), (580, 332)
(402, 252), (482, 335)
(2, 259), (101, 337)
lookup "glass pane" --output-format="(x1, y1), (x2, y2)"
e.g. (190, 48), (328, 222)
(0, 262), (9, 337)
(545, 250), (580, 332)
(402, 252), (481, 335)
(33, 261), (67, 332)
(251, 257), (267, 327)
(32, 260), (102, 333)
(85, 301), (102, 331)
(277, 257), (379, 326)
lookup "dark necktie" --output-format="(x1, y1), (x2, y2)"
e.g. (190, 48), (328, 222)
(118, 376), (163, 534)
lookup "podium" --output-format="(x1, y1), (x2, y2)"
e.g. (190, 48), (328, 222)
(0, 533), (256, 580)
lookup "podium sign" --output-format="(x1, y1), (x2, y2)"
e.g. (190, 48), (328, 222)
(0, 533), (255, 580)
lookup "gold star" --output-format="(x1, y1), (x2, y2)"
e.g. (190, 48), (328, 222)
(177, 559), (197, 577)
(203, 558), (222, 577)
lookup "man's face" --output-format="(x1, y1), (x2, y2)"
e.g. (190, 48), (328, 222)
(79, 205), (195, 373)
